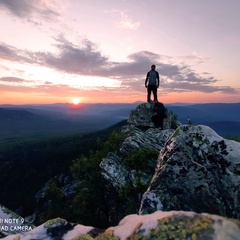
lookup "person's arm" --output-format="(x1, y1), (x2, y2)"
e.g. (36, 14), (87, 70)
(145, 72), (149, 87)
(156, 72), (160, 87)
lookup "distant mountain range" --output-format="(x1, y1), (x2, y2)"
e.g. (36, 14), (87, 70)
(166, 103), (240, 137)
(0, 103), (140, 144)
(0, 102), (239, 142)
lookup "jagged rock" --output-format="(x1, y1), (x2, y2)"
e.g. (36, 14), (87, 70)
(120, 102), (179, 158)
(127, 102), (180, 130)
(99, 153), (130, 188)
(112, 127), (174, 188)
(100, 152), (155, 189)
(36, 175), (79, 201)
(100, 103), (177, 190)
(139, 124), (240, 220)
(3, 211), (240, 240)
(120, 127), (174, 156)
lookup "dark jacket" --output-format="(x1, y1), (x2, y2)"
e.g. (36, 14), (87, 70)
(145, 70), (160, 86)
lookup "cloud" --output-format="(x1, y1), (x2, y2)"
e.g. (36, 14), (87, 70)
(44, 81), (52, 85)
(0, 77), (26, 83)
(181, 53), (210, 62)
(0, 42), (19, 61)
(0, 42), (33, 63)
(0, 82), (85, 97)
(0, 0), (60, 20)
(0, 39), (238, 95)
(119, 11), (140, 30)
(162, 81), (237, 94)
(110, 9), (140, 30)
(39, 37), (109, 75)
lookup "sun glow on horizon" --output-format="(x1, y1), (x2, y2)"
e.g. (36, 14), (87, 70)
(72, 98), (80, 105)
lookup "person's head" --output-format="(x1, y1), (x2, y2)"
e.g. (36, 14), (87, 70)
(151, 64), (156, 70)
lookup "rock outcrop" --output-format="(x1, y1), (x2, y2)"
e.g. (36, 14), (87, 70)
(2, 211), (240, 240)
(100, 102), (240, 221)
(139, 124), (240, 219)
(100, 102), (179, 189)
(126, 102), (179, 130)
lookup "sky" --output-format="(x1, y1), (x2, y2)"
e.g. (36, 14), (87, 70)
(0, 0), (239, 104)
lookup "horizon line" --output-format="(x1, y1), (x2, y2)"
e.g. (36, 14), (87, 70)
(0, 101), (240, 106)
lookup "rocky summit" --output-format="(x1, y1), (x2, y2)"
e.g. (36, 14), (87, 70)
(1, 102), (240, 239)
(100, 102), (179, 189)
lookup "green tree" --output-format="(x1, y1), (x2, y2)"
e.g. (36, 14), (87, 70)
(120, 148), (159, 214)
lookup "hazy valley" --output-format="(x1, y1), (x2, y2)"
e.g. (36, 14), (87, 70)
(0, 102), (239, 146)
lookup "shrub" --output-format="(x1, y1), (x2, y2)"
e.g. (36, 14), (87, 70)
(123, 148), (159, 172)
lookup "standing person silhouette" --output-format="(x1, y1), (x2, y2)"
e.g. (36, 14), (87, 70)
(145, 64), (160, 102)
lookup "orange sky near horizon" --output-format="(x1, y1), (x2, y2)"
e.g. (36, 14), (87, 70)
(1, 90), (238, 105)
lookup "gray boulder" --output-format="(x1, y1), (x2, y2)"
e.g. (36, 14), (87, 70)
(139, 124), (240, 220)
(99, 152), (130, 188)
(120, 127), (174, 156)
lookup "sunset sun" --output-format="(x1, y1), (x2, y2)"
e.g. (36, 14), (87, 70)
(73, 98), (80, 105)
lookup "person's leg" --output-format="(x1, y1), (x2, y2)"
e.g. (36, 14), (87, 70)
(153, 86), (158, 101)
(147, 86), (151, 102)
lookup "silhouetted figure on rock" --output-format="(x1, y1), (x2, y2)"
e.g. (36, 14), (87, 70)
(145, 64), (160, 102)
